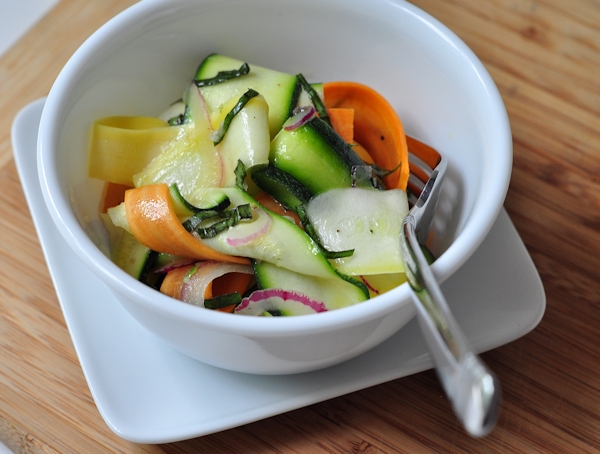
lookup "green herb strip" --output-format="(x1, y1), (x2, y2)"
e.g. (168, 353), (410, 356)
(181, 198), (232, 231)
(167, 112), (187, 126)
(212, 88), (260, 145)
(193, 204), (253, 239)
(194, 62), (250, 87)
(296, 73), (330, 126)
(183, 263), (199, 284)
(204, 292), (243, 309)
(287, 80), (303, 119)
(234, 159), (247, 191)
(183, 209), (220, 231)
(250, 165), (313, 212)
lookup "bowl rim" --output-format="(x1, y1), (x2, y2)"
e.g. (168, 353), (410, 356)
(37, 0), (512, 337)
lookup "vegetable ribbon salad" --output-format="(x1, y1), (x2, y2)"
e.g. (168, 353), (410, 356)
(89, 53), (424, 316)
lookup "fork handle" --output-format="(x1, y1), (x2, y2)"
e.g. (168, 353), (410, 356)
(401, 219), (502, 437)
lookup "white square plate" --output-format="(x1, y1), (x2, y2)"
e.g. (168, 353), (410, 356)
(13, 98), (545, 444)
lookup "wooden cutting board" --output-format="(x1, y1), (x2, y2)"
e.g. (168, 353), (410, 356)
(1, 0), (599, 452)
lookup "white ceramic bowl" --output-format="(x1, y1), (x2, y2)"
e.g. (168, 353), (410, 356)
(38, 0), (512, 374)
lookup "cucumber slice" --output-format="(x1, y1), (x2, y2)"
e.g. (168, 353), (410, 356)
(269, 116), (365, 195)
(306, 187), (409, 275)
(297, 82), (324, 110)
(114, 235), (155, 281)
(106, 202), (131, 234)
(295, 204), (355, 260)
(195, 61), (250, 87)
(186, 186), (254, 210)
(158, 99), (186, 125)
(133, 83), (223, 197)
(250, 164), (312, 211)
(203, 205), (336, 280)
(190, 187), (340, 280)
(152, 253), (194, 273)
(305, 116), (364, 167)
(101, 213), (155, 281)
(182, 188), (230, 212)
(296, 74), (329, 125)
(192, 204), (253, 239)
(215, 93), (271, 188)
(254, 261), (368, 311)
(361, 273), (407, 298)
(210, 88), (259, 145)
(195, 54), (299, 138)
(169, 183), (199, 217)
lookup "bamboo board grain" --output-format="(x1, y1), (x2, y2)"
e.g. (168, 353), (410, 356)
(1, 0), (599, 452)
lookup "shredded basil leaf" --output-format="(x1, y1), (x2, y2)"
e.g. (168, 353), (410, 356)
(193, 204), (253, 239)
(234, 160), (247, 191)
(204, 292), (243, 309)
(167, 112), (187, 126)
(211, 88), (259, 145)
(194, 62), (250, 87)
(182, 210), (220, 231)
(183, 263), (199, 283)
(287, 80), (303, 118)
(296, 73), (330, 126)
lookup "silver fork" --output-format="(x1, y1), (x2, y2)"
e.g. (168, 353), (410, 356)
(399, 140), (502, 437)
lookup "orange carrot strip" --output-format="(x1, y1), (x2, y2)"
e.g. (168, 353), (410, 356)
(160, 265), (251, 313)
(206, 272), (252, 313)
(100, 182), (133, 213)
(352, 143), (374, 165)
(204, 281), (214, 299)
(212, 272), (253, 297)
(328, 107), (354, 143)
(159, 264), (193, 299)
(323, 81), (409, 191)
(160, 267), (251, 299)
(125, 183), (249, 264)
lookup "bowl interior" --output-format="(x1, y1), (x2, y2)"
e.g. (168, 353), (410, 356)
(39, 0), (511, 321)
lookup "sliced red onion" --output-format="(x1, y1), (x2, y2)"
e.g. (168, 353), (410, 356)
(225, 208), (271, 247)
(283, 106), (316, 131)
(179, 261), (254, 307)
(234, 288), (327, 316)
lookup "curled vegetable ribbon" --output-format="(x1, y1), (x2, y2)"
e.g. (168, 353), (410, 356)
(323, 81), (410, 191)
(160, 261), (253, 313)
(124, 183), (249, 264)
(89, 116), (188, 185)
